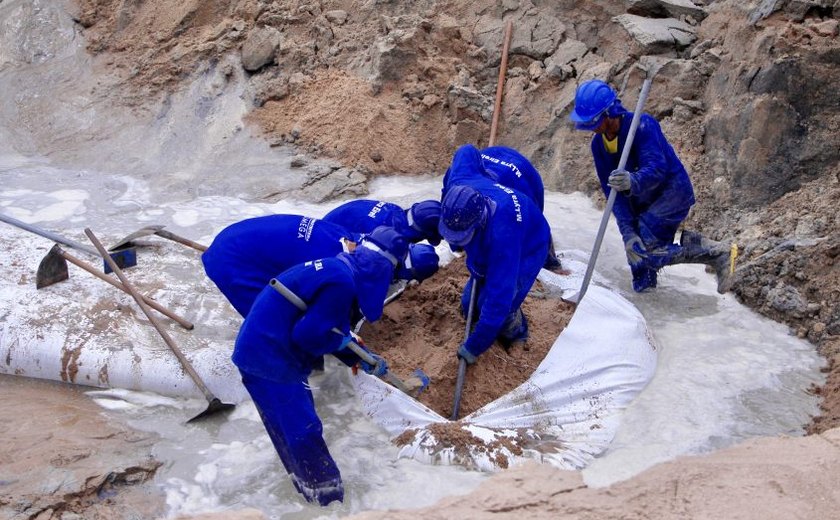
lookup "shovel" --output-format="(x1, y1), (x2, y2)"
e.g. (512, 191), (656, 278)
(85, 227), (234, 423)
(37, 244), (194, 330)
(451, 278), (477, 421)
(112, 225), (208, 252)
(269, 278), (430, 398)
(0, 212), (137, 274)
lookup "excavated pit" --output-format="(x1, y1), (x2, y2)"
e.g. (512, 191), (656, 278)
(360, 259), (574, 418)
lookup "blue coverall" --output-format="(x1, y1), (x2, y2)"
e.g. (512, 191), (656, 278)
(591, 109), (696, 290)
(322, 199), (436, 244)
(202, 214), (354, 317)
(479, 146), (545, 211)
(233, 251), (390, 506)
(444, 145), (551, 358)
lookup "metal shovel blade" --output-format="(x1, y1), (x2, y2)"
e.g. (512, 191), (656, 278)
(187, 397), (236, 423)
(36, 245), (69, 289)
(110, 225), (165, 251)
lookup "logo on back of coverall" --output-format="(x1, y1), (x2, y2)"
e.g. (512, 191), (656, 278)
(297, 217), (316, 240)
(494, 183), (523, 223)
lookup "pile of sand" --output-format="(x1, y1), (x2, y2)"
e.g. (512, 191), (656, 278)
(360, 259), (573, 418)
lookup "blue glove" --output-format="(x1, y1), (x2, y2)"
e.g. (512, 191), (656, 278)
(457, 343), (477, 365)
(359, 352), (388, 377)
(608, 168), (632, 192)
(624, 234), (648, 266)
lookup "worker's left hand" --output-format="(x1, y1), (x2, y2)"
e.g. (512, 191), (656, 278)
(457, 343), (477, 365)
(359, 352), (388, 377)
(608, 168), (632, 192)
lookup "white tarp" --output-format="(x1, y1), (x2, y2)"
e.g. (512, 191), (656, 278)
(352, 259), (657, 472)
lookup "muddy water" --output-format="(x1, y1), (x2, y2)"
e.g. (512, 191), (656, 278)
(0, 161), (825, 518)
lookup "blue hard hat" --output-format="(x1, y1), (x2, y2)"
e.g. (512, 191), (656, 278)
(396, 243), (440, 282)
(439, 184), (487, 248)
(361, 226), (409, 266)
(407, 200), (442, 246)
(569, 79), (617, 131)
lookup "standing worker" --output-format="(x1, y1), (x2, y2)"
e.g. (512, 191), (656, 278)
(438, 144), (551, 364)
(232, 226), (409, 506)
(569, 79), (733, 293)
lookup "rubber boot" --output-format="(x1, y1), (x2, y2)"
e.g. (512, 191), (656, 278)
(543, 237), (565, 272)
(677, 231), (734, 294)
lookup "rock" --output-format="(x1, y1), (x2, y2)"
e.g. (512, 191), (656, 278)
(544, 39), (588, 79)
(767, 283), (807, 317)
(324, 10), (348, 25)
(627, 0), (709, 22)
(613, 14), (697, 54)
(241, 26), (282, 72)
(299, 166), (368, 203)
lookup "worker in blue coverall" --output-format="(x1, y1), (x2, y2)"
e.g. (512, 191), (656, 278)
(232, 226), (408, 506)
(323, 198), (443, 246)
(442, 144), (563, 270)
(438, 144), (551, 364)
(570, 79), (733, 293)
(202, 214), (439, 318)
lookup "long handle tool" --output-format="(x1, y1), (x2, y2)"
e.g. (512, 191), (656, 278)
(269, 278), (430, 398)
(112, 225), (208, 252)
(86, 228), (233, 422)
(0, 212), (136, 274)
(450, 279), (477, 421)
(37, 244), (194, 330)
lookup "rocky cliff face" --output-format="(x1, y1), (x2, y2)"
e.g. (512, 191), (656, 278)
(35, 0), (840, 428)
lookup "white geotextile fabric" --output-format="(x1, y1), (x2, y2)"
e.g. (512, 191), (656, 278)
(350, 259), (658, 472)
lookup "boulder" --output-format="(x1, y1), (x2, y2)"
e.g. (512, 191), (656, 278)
(627, 0), (708, 23)
(613, 14), (697, 54)
(241, 26), (282, 72)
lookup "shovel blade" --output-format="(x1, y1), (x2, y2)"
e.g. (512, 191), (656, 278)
(111, 225), (166, 251)
(36, 245), (69, 289)
(187, 397), (235, 423)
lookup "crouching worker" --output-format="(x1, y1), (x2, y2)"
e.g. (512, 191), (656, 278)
(570, 79), (734, 293)
(231, 227), (409, 506)
(202, 214), (440, 318)
(323, 198), (443, 246)
(439, 145), (551, 364)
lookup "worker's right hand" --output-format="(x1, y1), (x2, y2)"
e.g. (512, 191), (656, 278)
(359, 352), (388, 377)
(624, 234), (648, 266)
(608, 168), (633, 192)
(457, 343), (477, 365)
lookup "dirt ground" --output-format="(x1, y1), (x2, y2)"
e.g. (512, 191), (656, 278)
(361, 259), (573, 418)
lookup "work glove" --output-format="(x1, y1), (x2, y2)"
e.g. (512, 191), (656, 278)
(624, 234), (648, 266)
(339, 331), (364, 351)
(607, 168), (632, 192)
(359, 352), (388, 377)
(457, 343), (477, 365)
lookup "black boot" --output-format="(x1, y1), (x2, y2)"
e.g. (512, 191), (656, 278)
(678, 231), (735, 294)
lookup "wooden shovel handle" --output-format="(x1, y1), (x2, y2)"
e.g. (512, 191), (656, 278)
(57, 246), (194, 330)
(488, 20), (513, 148)
(155, 230), (208, 252)
(85, 228), (215, 402)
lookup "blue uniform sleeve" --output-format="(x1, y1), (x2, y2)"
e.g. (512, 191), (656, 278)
(291, 282), (354, 357)
(462, 216), (521, 358)
(626, 115), (671, 198)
